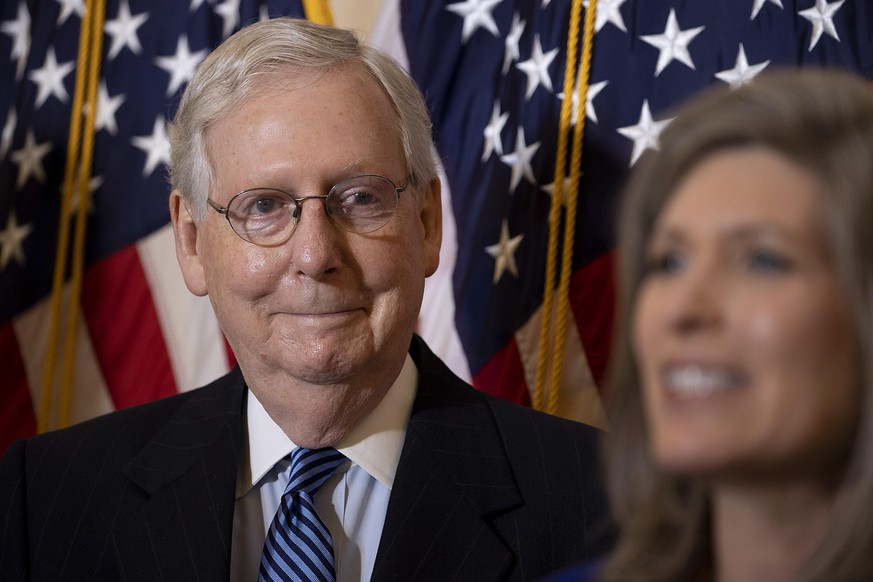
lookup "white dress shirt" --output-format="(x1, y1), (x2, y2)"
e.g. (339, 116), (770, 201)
(230, 355), (417, 582)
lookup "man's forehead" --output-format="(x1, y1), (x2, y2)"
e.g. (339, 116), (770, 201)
(202, 63), (405, 191)
(206, 64), (393, 136)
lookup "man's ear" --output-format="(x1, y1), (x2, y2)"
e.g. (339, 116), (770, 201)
(420, 177), (442, 277)
(169, 190), (208, 296)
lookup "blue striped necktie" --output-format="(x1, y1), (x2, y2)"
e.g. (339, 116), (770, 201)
(258, 447), (346, 582)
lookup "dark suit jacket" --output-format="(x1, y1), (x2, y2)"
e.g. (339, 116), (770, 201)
(0, 336), (613, 581)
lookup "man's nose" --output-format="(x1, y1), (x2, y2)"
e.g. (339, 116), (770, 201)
(287, 196), (342, 280)
(291, 195), (330, 222)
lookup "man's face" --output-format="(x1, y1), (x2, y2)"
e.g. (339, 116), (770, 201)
(171, 66), (440, 440)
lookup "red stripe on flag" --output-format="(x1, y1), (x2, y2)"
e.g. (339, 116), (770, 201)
(473, 337), (531, 407)
(0, 323), (37, 453)
(225, 338), (237, 369)
(81, 246), (177, 409)
(569, 251), (616, 388)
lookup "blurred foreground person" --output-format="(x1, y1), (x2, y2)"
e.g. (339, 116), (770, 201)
(603, 70), (873, 582)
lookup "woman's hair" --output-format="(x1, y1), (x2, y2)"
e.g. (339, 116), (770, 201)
(602, 69), (873, 582)
(167, 17), (437, 218)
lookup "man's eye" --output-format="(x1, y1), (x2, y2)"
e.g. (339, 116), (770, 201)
(342, 189), (378, 206)
(236, 194), (287, 216)
(254, 198), (278, 214)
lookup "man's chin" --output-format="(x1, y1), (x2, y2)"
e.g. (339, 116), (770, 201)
(261, 344), (364, 387)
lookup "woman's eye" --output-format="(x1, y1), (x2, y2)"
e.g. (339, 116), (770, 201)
(645, 251), (686, 276)
(749, 250), (791, 273)
(663, 252), (686, 274)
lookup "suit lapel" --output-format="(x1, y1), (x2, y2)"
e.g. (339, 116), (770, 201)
(371, 338), (522, 582)
(113, 369), (246, 581)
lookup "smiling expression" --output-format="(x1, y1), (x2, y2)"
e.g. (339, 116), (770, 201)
(633, 146), (861, 483)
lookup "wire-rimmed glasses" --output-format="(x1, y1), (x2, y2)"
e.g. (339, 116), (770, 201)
(206, 174), (408, 246)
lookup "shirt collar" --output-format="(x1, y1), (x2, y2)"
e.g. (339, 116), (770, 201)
(241, 354), (417, 495)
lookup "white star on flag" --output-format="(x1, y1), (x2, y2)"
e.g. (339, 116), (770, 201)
(592, 0), (628, 33)
(715, 44), (770, 88)
(132, 117), (171, 177)
(640, 8), (705, 77)
(0, 210), (33, 270)
(215, 0), (242, 39)
(500, 127), (540, 192)
(446, 0), (502, 43)
(95, 82), (126, 135)
(482, 101), (509, 161)
(617, 100), (673, 166)
(11, 130), (52, 188)
(1, 1), (30, 78)
(584, 80), (608, 124)
(155, 36), (209, 97)
(68, 171), (104, 218)
(541, 176), (572, 208)
(28, 48), (75, 108)
(503, 13), (526, 74)
(56, 0), (85, 26)
(751, 0), (784, 20)
(103, 0), (149, 59)
(558, 79), (608, 126)
(485, 220), (524, 283)
(516, 34), (559, 100)
(799, 0), (845, 51)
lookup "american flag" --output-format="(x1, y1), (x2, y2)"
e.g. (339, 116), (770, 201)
(3, 0), (872, 453)
(373, 0), (873, 427)
(0, 0), (315, 453)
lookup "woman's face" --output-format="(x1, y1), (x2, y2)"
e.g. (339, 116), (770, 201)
(633, 146), (861, 484)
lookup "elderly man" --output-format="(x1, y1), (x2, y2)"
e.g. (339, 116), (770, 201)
(0, 18), (612, 581)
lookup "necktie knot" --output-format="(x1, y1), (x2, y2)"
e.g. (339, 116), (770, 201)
(285, 447), (346, 497)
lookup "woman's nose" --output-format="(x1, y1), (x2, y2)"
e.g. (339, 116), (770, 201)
(666, 260), (723, 334)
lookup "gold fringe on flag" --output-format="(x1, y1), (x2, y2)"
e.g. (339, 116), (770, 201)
(303, 0), (334, 25)
(533, 0), (598, 415)
(39, 0), (106, 432)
